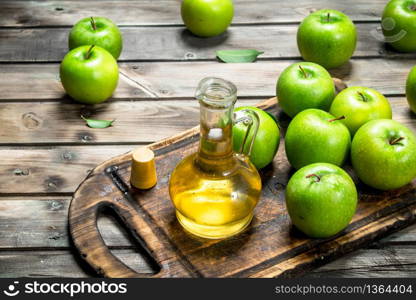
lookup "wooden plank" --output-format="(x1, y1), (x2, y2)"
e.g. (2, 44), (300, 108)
(1, 197), (415, 250)
(1, 246), (415, 278)
(0, 197), (132, 248)
(0, 145), (134, 194)
(309, 246), (416, 278)
(0, 97), (413, 145)
(0, 99), (257, 144)
(0, 249), (154, 278)
(0, 64), (150, 100)
(0, 97), (413, 194)
(1, 59), (415, 101)
(0, 0), (386, 28)
(0, 23), (392, 62)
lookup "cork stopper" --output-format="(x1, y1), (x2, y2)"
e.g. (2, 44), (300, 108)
(130, 147), (157, 190)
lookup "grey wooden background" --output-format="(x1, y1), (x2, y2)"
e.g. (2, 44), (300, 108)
(0, 0), (415, 277)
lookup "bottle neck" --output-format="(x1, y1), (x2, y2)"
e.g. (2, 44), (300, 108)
(194, 77), (237, 172)
(198, 103), (234, 161)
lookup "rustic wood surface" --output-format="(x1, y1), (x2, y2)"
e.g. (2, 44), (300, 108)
(0, 0), (415, 277)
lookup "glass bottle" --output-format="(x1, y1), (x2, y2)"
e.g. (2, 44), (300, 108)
(169, 77), (262, 239)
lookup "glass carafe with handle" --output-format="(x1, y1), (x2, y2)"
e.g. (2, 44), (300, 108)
(169, 77), (262, 239)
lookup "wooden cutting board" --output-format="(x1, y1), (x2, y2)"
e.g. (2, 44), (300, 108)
(69, 79), (416, 278)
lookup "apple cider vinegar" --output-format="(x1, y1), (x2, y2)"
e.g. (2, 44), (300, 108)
(169, 77), (262, 239)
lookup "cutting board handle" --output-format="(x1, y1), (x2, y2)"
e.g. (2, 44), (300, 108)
(69, 167), (167, 278)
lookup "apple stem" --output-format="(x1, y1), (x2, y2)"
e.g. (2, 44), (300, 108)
(327, 12), (330, 22)
(299, 65), (308, 78)
(410, 4), (416, 11)
(85, 45), (95, 59)
(357, 91), (368, 102)
(90, 16), (96, 31)
(389, 136), (405, 145)
(306, 173), (321, 182)
(328, 115), (346, 122)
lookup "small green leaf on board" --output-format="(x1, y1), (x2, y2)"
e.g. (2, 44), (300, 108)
(81, 115), (115, 128)
(216, 49), (264, 63)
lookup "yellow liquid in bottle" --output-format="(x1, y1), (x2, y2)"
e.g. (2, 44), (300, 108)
(169, 77), (262, 239)
(169, 152), (261, 239)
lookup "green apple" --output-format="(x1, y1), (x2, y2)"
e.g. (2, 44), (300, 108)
(181, 0), (234, 37)
(233, 106), (280, 169)
(69, 17), (123, 59)
(286, 163), (357, 238)
(285, 109), (351, 169)
(329, 86), (392, 135)
(382, 0), (416, 52)
(277, 62), (335, 118)
(60, 45), (119, 104)
(406, 65), (416, 113)
(351, 119), (416, 190)
(297, 9), (357, 69)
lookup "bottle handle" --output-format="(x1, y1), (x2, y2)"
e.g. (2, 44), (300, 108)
(233, 109), (260, 157)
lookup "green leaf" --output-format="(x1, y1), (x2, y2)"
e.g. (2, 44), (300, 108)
(216, 49), (264, 63)
(81, 116), (115, 128)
